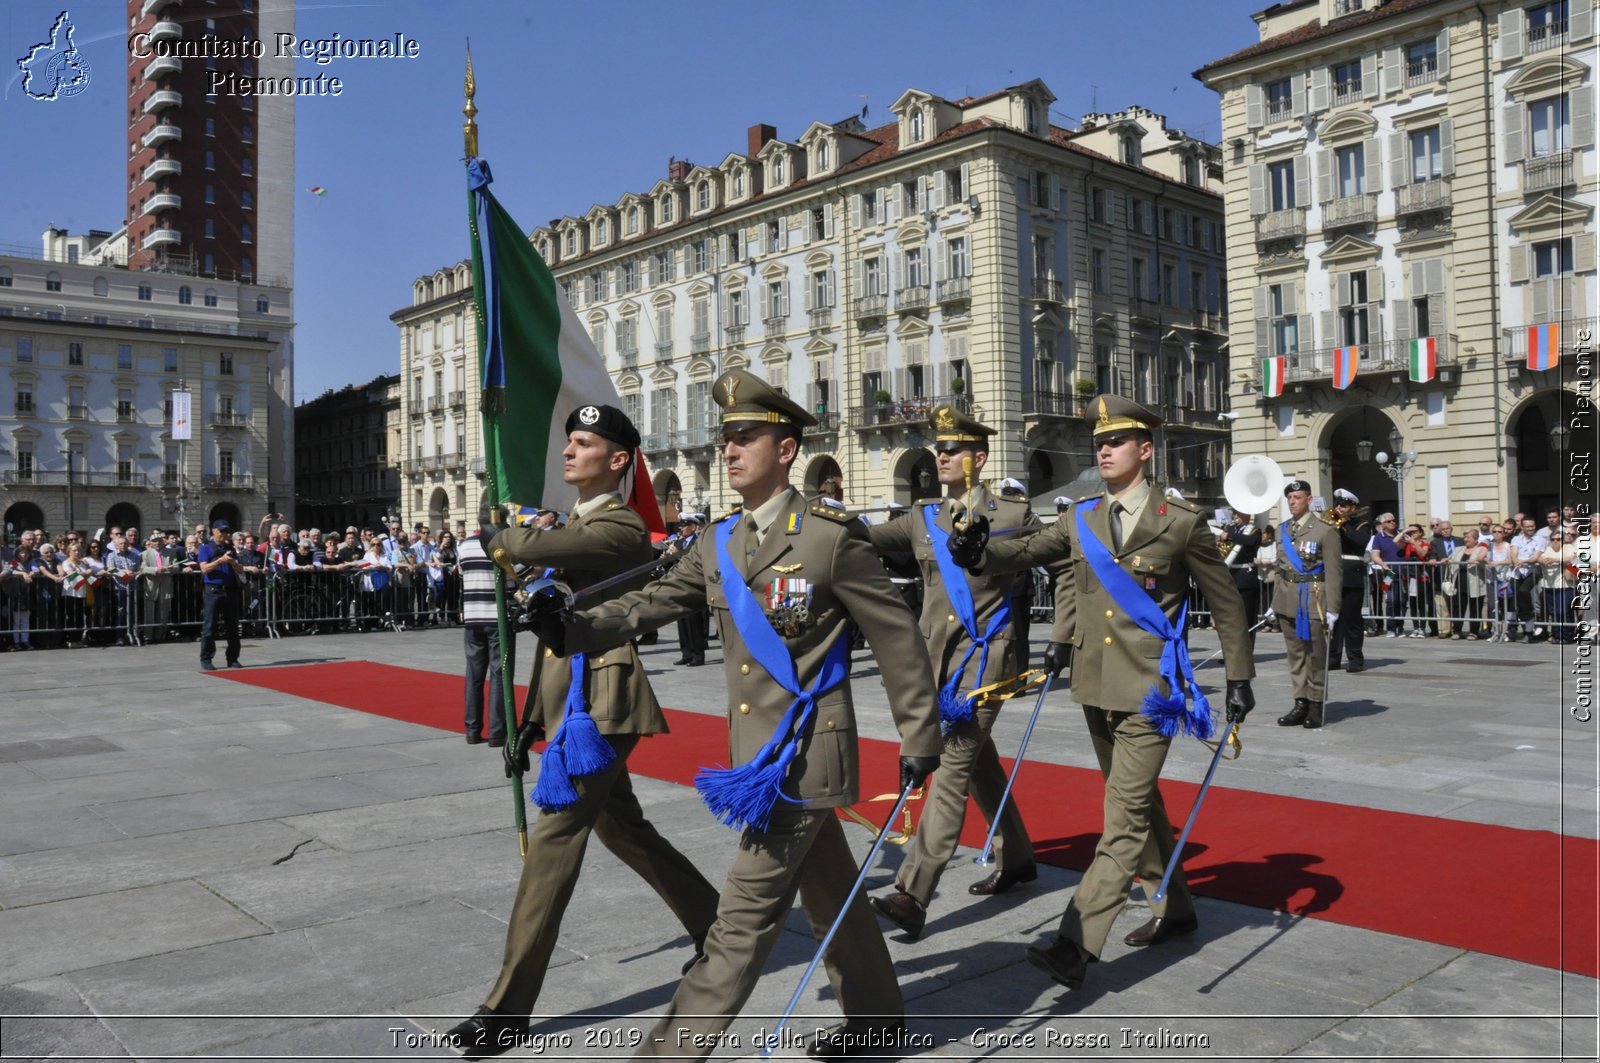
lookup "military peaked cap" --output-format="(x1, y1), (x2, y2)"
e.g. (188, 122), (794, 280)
(930, 402), (994, 444)
(1090, 394), (1163, 438)
(713, 368), (816, 428)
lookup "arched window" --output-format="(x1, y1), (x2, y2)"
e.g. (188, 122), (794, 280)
(661, 196), (674, 222)
(817, 140), (830, 169)
(773, 155), (785, 183)
(93, 276), (108, 296)
(45, 271), (62, 292)
(910, 109), (926, 142)
(178, 285), (192, 304)
(697, 182), (710, 210)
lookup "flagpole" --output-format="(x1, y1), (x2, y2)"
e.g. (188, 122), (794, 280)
(465, 45), (528, 860)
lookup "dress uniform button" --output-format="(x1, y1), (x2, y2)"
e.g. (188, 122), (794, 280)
(544, 648), (553, 658)
(827, 719), (836, 729)
(740, 664), (750, 675)
(1105, 609), (1114, 619)
(595, 657), (605, 666)
(1104, 636), (1114, 645)
(738, 703), (750, 714)
(948, 613), (956, 623)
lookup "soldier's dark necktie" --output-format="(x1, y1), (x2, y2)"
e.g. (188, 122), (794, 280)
(1110, 502), (1125, 552)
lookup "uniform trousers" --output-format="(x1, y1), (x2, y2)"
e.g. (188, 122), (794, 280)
(636, 805), (903, 1060)
(1058, 706), (1193, 957)
(1328, 581), (1365, 665)
(897, 692), (1032, 905)
(1282, 613), (1330, 702)
(485, 734), (720, 1017)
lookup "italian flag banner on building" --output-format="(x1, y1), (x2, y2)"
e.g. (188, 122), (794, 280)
(1408, 337), (1437, 383)
(1262, 356), (1286, 398)
(465, 156), (665, 537)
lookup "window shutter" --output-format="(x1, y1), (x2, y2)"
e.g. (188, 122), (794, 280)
(1255, 312), (1270, 357)
(1498, 8), (1523, 59)
(1316, 150), (1334, 203)
(1529, 276), (1550, 320)
(1508, 244), (1529, 283)
(1310, 67), (1330, 112)
(1050, 174), (1062, 212)
(916, 176), (928, 214)
(720, 297), (731, 328)
(1436, 27), (1451, 78)
(1573, 90), (1595, 149)
(1320, 310), (1335, 347)
(802, 275), (813, 311)
(959, 163), (971, 203)
(1362, 52), (1379, 100)
(1393, 302), (1411, 344)
(1502, 103), (1525, 163)
(1440, 119), (1456, 175)
(1573, 0), (1594, 41)
(1382, 45), (1401, 95)
(1293, 155), (1310, 207)
(1388, 132), (1408, 187)
(1253, 285), (1269, 319)
(1246, 84), (1264, 129)
(781, 280), (790, 316)
(1367, 267), (1385, 309)
(882, 187), (895, 224)
(849, 194), (862, 231)
(1337, 271), (1351, 308)
(825, 270), (835, 307)
(1363, 137), (1381, 192)
(760, 284), (772, 320)
(1249, 163), (1266, 215)
(1284, 283), (1299, 315)
(1576, 233), (1598, 275)
(1289, 73), (1306, 116)
(931, 174), (946, 210)
(717, 235), (729, 267)
(1427, 293), (1446, 337)
(824, 203), (836, 238)
(1426, 258), (1446, 295)
(935, 245), (948, 283)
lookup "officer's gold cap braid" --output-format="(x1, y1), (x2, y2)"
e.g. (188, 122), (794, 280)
(1091, 395), (1162, 437)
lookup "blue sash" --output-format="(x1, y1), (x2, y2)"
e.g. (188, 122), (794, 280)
(924, 504), (1011, 732)
(697, 515), (850, 832)
(1279, 520), (1325, 640)
(530, 563), (616, 813)
(1075, 500), (1215, 739)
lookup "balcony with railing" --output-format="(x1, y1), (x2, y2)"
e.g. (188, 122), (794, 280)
(203, 474), (256, 491)
(895, 286), (930, 313)
(1523, 151), (1573, 194)
(148, 19), (181, 42)
(654, 341), (674, 363)
(142, 123), (182, 149)
(1266, 99), (1294, 123)
(937, 276), (972, 306)
(1332, 77), (1363, 107)
(804, 411), (840, 436)
(1526, 18), (1569, 52)
(642, 432), (674, 454)
(448, 391), (465, 408)
(142, 157), (182, 182)
(762, 311), (788, 332)
(1503, 317), (1596, 368)
(68, 403), (89, 420)
(142, 89), (182, 114)
(142, 192), (182, 216)
(141, 0), (179, 16)
(724, 325), (746, 349)
(209, 411), (249, 428)
(1396, 179), (1452, 215)
(1031, 278), (1065, 303)
(1022, 391), (1086, 419)
(852, 293), (888, 322)
(143, 55), (182, 81)
(426, 395), (444, 412)
(1255, 207), (1307, 243)
(141, 228), (181, 251)
(849, 393), (969, 432)
(1322, 192), (1377, 229)
(690, 332), (712, 355)
(808, 307), (834, 331)
(676, 425), (719, 451)
(1276, 333), (1459, 386)
(1404, 58), (1438, 87)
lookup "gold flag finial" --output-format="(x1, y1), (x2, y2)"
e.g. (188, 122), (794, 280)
(463, 43), (478, 158)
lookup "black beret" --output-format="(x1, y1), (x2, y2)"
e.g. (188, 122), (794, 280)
(565, 404), (641, 451)
(1284, 479), (1312, 496)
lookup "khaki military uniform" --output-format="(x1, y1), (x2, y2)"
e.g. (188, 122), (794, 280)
(977, 483), (1255, 957)
(569, 485), (942, 1060)
(1270, 512), (1345, 703)
(866, 484), (1040, 904)
(479, 494), (719, 1018)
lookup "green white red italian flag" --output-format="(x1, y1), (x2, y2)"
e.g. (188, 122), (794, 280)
(1408, 337), (1437, 383)
(1262, 356), (1286, 398)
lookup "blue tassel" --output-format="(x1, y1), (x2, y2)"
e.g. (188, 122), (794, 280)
(938, 681), (976, 732)
(695, 757), (789, 833)
(532, 744), (579, 812)
(559, 712), (615, 777)
(1140, 685), (1190, 738)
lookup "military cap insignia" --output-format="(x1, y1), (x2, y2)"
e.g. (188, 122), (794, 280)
(578, 405), (600, 425)
(934, 406), (956, 431)
(722, 373), (739, 403)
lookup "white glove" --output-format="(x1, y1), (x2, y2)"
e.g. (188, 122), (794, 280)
(1325, 611), (1340, 626)
(1263, 608), (1275, 621)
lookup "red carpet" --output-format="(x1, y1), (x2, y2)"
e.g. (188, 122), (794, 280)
(217, 660), (1599, 977)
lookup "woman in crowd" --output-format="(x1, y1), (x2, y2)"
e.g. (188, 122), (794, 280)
(432, 531), (458, 624)
(59, 540), (102, 647)
(4, 544), (38, 650)
(357, 532), (392, 631)
(1401, 527), (1438, 637)
(1539, 527), (1579, 644)
(32, 542), (64, 649)
(1485, 524), (1516, 642)
(1457, 528), (1489, 640)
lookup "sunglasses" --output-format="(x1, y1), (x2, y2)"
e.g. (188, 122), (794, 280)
(933, 444), (970, 455)
(1095, 433), (1138, 449)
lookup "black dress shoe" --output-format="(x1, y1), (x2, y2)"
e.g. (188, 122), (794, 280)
(443, 1006), (527, 1059)
(465, 732), (485, 745)
(869, 891), (926, 938)
(1302, 701), (1324, 729)
(1345, 660), (1365, 673)
(487, 735), (505, 748)
(226, 660), (243, 669)
(1123, 912), (1199, 947)
(1277, 698), (1310, 726)
(1026, 936), (1092, 989)
(688, 655), (705, 666)
(807, 1020), (910, 1061)
(673, 656), (691, 665)
(968, 864), (1038, 896)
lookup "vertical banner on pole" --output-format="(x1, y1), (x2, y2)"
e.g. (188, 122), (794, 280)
(171, 390), (192, 440)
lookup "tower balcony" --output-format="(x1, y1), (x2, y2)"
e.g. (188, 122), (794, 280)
(141, 228), (181, 251)
(142, 89), (182, 115)
(141, 123), (182, 149)
(147, 19), (181, 43)
(142, 157), (181, 182)
(141, 0), (181, 16)
(143, 55), (181, 81)
(142, 192), (182, 216)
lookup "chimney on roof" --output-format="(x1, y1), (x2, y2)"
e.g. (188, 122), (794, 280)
(747, 124), (777, 157)
(667, 156), (691, 183)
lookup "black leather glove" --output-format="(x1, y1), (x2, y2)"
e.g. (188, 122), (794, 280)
(946, 514), (991, 569)
(1042, 641), (1072, 679)
(503, 715), (544, 778)
(522, 590), (569, 656)
(1226, 680), (1255, 722)
(899, 754), (940, 792)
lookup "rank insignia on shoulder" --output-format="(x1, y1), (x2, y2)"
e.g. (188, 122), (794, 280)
(808, 505), (851, 524)
(606, 502), (621, 509)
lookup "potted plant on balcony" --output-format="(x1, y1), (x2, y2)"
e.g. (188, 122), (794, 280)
(949, 377), (966, 408)
(1073, 376), (1096, 415)
(873, 388), (893, 424)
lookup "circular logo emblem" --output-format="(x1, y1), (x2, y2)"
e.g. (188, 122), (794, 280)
(578, 405), (600, 425)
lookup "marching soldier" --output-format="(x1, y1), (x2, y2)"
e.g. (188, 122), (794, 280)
(945, 395), (1256, 992)
(1272, 480), (1345, 728)
(1327, 488), (1371, 673)
(668, 512), (709, 666)
(536, 369), (941, 1061)
(445, 405), (720, 1059)
(863, 404), (1048, 940)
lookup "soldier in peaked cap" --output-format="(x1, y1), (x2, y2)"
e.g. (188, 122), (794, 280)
(1270, 479), (1344, 729)
(445, 403), (720, 1058)
(1326, 488), (1372, 673)
(541, 368), (942, 1060)
(942, 394), (1256, 992)
(863, 401), (1057, 940)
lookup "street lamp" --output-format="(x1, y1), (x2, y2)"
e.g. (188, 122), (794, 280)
(1373, 429), (1419, 518)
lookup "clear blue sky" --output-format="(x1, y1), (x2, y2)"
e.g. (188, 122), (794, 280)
(1, 0), (1264, 403)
